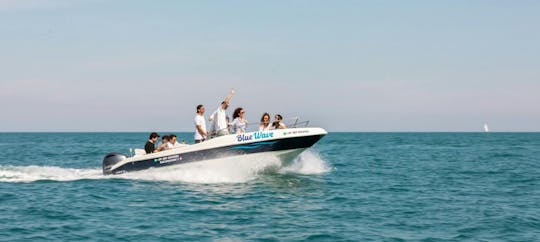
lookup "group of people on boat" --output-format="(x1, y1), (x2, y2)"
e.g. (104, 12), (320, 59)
(145, 88), (287, 154)
(194, 88), (287, 143)
(144, 133), (186, 154)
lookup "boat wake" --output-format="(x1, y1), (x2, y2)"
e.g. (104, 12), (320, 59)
(0, 150), (330, 184)
(0, 165), (103, 183)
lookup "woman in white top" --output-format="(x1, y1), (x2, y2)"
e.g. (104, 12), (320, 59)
(259, 113), (271, 131)
(231, 107), (248, 134)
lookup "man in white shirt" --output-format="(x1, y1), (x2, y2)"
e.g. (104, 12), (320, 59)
(167, 134), (181, 148)
(194, 104), (208, 143)
(209, 88), (235, 136)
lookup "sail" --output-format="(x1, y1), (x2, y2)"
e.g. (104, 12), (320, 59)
(483, 123), (489, 132)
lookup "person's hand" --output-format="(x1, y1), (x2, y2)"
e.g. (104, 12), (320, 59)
(230, 88), (235, 95)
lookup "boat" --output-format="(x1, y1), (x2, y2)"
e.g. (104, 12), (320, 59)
(102, 127), (327, 175)
(484, 123), (489, 132)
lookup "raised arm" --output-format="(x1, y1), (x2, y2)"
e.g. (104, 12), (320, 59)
(223, 88), (235, 104)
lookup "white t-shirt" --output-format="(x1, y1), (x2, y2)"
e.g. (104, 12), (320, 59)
(194, 114), (207, 140)
(158, 142), (169, 151)
(231, 118), (247, 133)
(259, 123), (271, 131)
(210, 107), (228, 132)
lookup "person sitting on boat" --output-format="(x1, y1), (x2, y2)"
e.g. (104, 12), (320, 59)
(156, 135), (170, 152)
(194, 104), (208, 143)
(168, 134), (180, 148)
(208, 88), (234, 136)
(231, 107), (248, 134)
(259, 113), (271, 131)
(272, 114), (287, 129)
(144, 132), (160, 154)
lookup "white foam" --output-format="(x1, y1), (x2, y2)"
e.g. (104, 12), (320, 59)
(117, 153), (282, 184)
(280, 150), (331, 175)
(0, 165), (103, 183)
(0, 150), (330, 184)
(0, 153), (283, 184)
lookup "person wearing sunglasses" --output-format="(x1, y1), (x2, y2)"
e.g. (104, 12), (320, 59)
(272, 114), (287, 129)
(231, 107), (248, 134)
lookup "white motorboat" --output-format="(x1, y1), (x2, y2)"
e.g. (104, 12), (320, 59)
(102, 127), (327, 175)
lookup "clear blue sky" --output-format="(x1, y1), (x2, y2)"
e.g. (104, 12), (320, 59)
(1, 1), (539, 132)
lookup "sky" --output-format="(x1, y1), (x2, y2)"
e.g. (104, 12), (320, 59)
(1, 0), (539, 132)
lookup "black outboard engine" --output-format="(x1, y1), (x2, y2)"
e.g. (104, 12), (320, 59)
(102, 153), (127, 175)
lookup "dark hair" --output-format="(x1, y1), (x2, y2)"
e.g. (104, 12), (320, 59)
(273, 114), (283, 129)
(260, 113), (270, 124)
(196, 104), (204, 113)
(162, 135), (169, 141)
(222, 101), (229, 109)
(169, 134), (177, 139)
(149, 132), (160, 139)
(232, 107), (243, 119)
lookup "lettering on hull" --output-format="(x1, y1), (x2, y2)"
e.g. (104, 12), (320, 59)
(154, 155), (182, 164)
(237, 131), (274, 142)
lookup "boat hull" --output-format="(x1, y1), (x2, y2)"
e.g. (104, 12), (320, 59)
(103, 128), (327, 175)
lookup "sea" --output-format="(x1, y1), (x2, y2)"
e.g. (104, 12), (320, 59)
(0, 132), (539, 241)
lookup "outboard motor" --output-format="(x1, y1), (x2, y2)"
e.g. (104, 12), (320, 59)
(102, 153), (127, 175)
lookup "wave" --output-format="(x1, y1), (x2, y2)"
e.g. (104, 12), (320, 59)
(280, 149), (332, 175)
(0, 150), (331, 184)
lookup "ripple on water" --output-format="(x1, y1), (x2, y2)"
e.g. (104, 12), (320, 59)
(1, 132), (540, 241)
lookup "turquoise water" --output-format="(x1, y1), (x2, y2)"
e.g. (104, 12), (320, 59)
(1, 132), (539, 241)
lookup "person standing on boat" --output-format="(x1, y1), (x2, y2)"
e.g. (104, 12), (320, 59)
(194, 104), (208, 143)
(208, 88), (235, 136)
(231, 107), (248, 134)
(145, 132), (160, 154)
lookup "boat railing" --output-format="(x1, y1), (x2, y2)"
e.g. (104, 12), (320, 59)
(286, 117), (310, 128)
(127, 117), (311, 157)
(207, 117), (312, 135)
(240, 117), (310, 133)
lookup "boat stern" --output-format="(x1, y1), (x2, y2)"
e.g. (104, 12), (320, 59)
(102, 153), (127, 175)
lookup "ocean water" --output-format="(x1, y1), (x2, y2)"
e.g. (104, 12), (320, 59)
(1, 132), (539, 241)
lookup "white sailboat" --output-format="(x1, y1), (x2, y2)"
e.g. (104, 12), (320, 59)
(483, 123), (489, 132)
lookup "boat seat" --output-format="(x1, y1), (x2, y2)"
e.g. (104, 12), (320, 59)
(134, 149), (146, 157)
